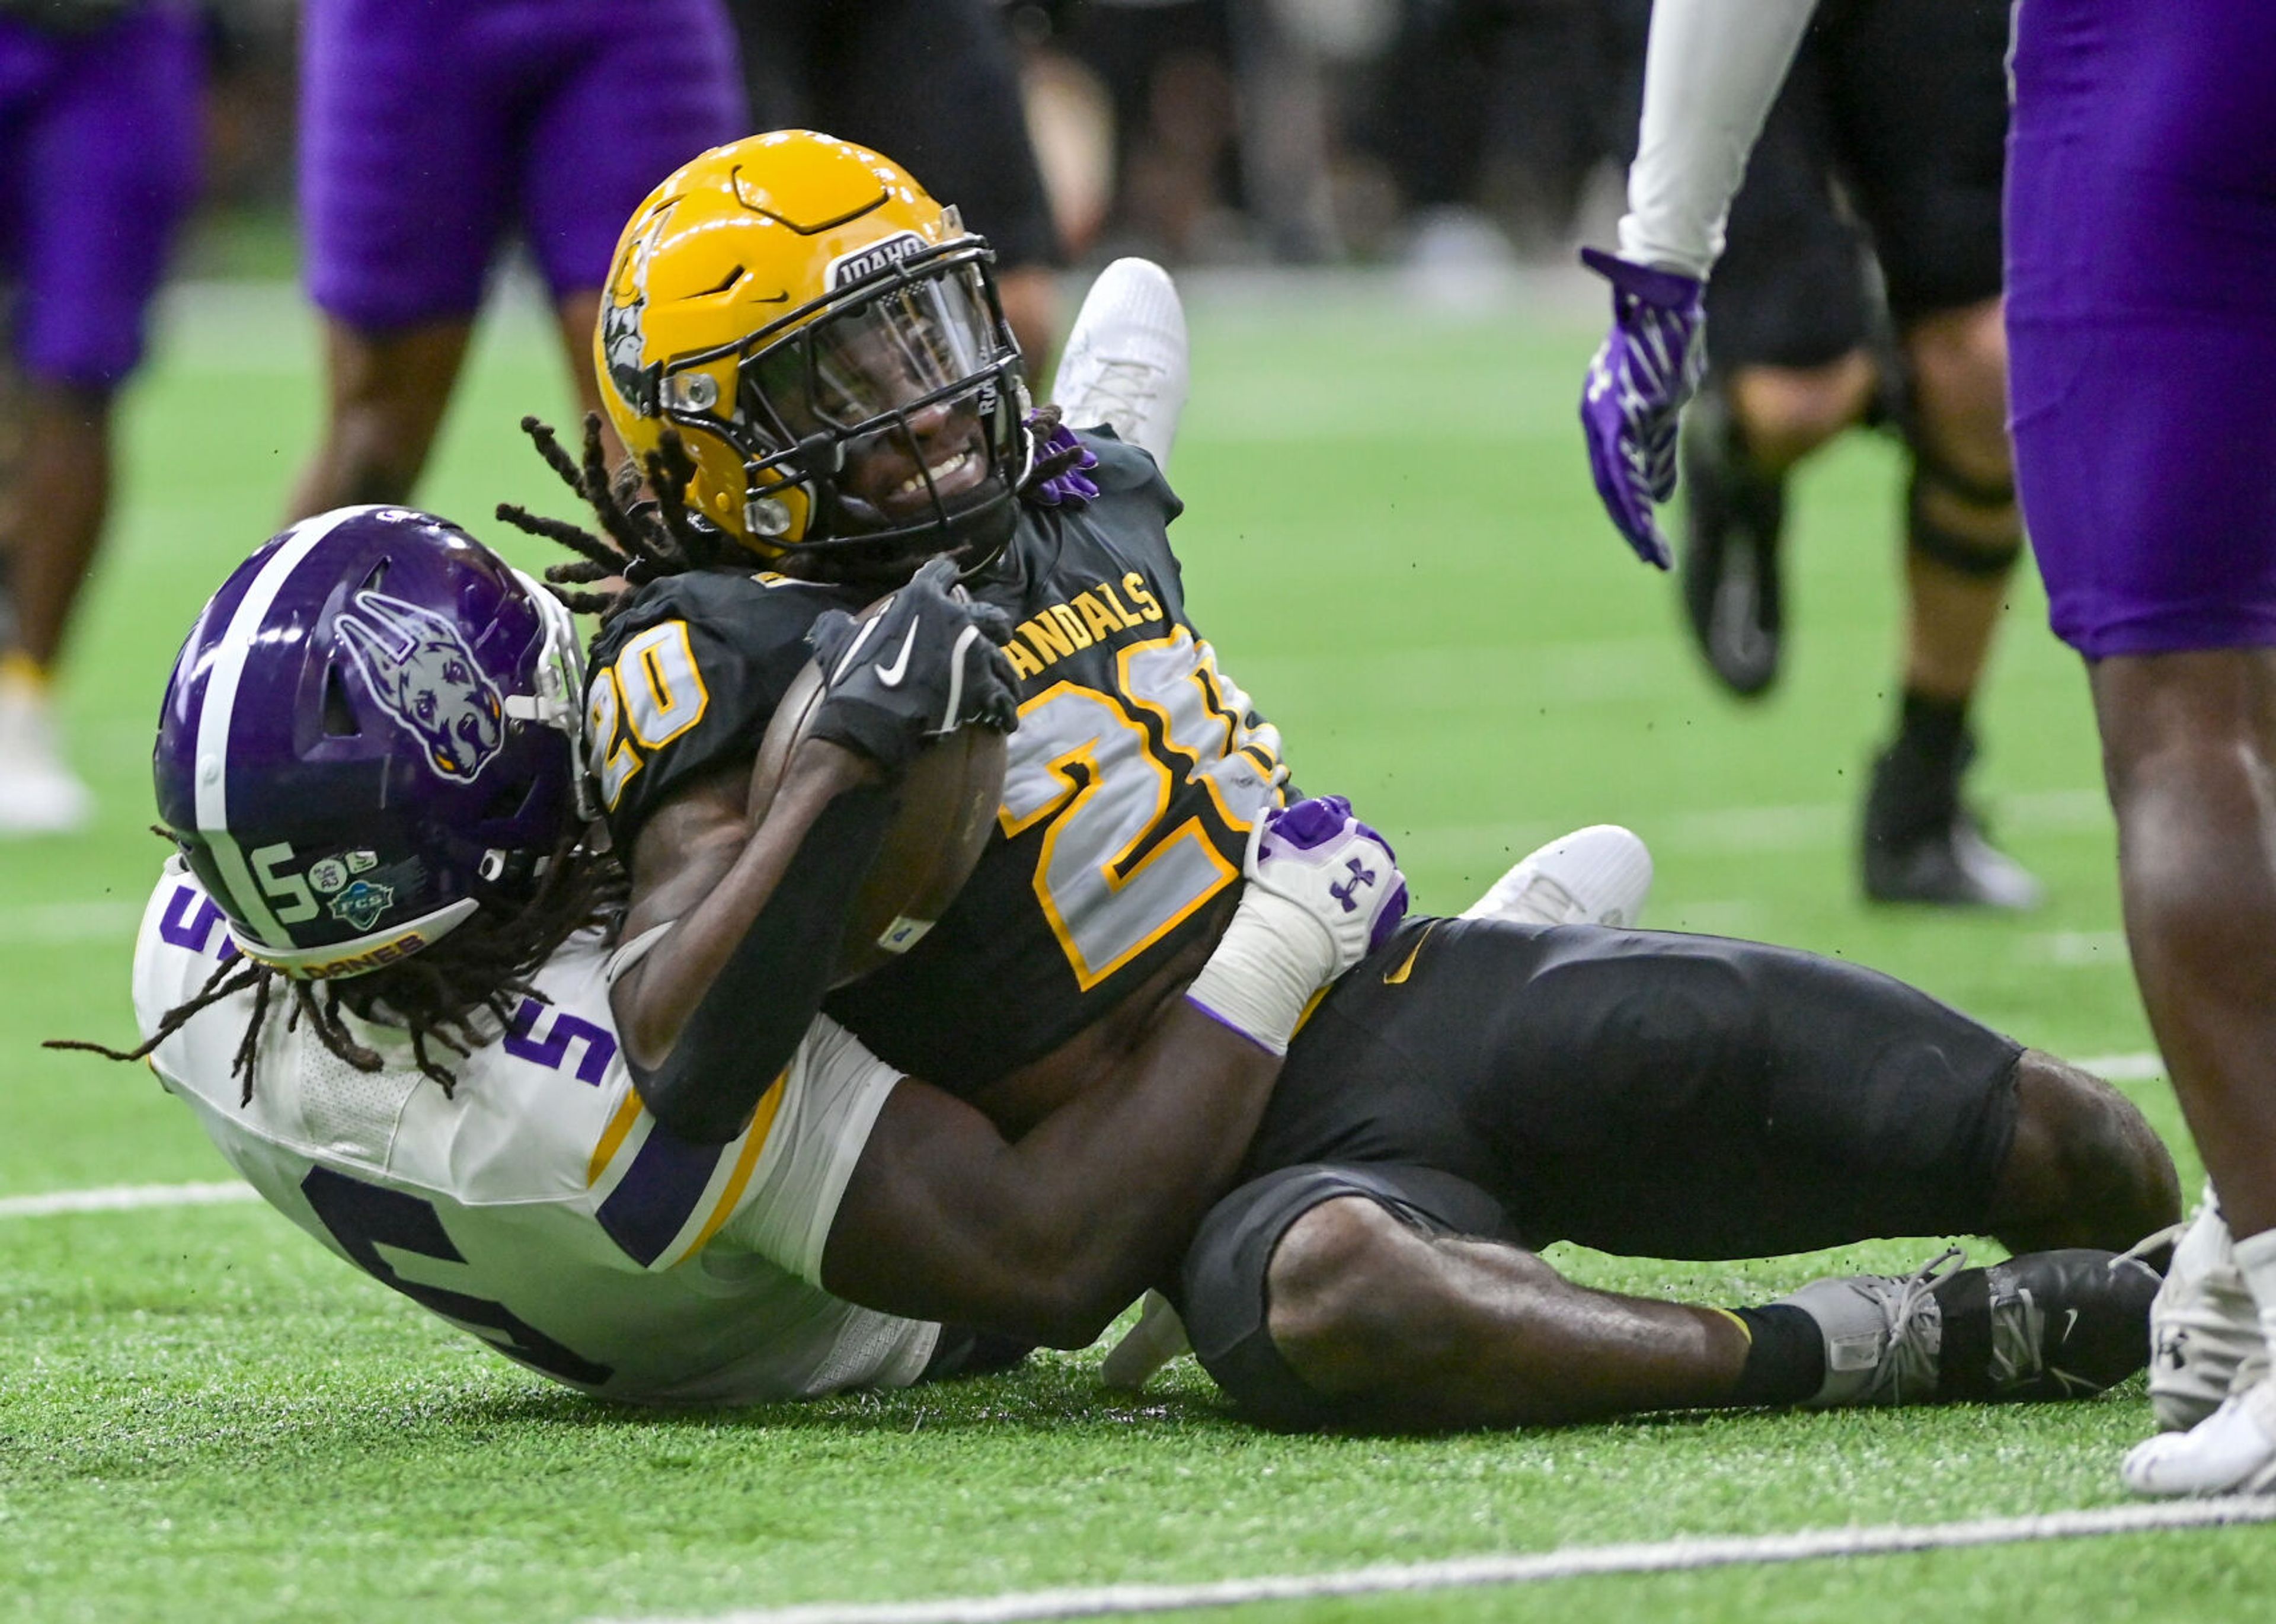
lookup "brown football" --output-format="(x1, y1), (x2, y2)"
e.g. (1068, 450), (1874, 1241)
(748, 616), (1009, 988)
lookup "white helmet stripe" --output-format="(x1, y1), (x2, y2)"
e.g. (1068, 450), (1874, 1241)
(193, 505), (387, 951)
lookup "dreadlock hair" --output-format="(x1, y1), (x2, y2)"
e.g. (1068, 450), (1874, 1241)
(47, 829), (626, 1104)
(493, 414), (729, 623)
(495, 407), (1077, 620)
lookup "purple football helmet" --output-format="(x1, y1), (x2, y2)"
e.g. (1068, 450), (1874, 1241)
(154, 506), (590, 979)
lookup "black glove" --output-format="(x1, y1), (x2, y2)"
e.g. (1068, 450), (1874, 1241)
(803, 558), (1020, 775)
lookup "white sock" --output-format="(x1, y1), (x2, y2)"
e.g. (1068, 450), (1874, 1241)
(2231, 1224), (2276, 1364)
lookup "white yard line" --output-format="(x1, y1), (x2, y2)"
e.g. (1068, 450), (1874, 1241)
(0, 1181), (257, 1220)
(597, 1498), (2276, 1624)
(2079, 1052), (2165, 1082)
(0, 900), (146, 946)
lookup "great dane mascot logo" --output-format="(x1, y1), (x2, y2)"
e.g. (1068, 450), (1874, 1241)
(336, 591), (506, 782)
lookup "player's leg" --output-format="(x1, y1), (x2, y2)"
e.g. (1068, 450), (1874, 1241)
(1179, 1165), (2157, 1432)
(0, 7), (199, 833)
(1830, 0), (2035, 908)
(1049, 259), (1188, 471)
(284, 0), (520, 519)
(1256, 919), (2176, 1265)
(1680, 40), (1874, 699)
(522, 0), (744, 463)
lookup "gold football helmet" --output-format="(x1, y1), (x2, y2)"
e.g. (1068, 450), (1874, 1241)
(594, 130), (1030, 579)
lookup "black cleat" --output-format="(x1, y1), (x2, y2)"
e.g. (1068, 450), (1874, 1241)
(1935, 1248), (2165, 1403)
(1778, 1246), (2160, 1406)
(1678, 381), (1787, 699)
(1862, 731), (2043, 909)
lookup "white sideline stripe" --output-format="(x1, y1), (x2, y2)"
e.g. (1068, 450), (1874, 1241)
(2080, 1051), (2165, 1082)
(0, 1181), (258, 1220)
(0, 900), (144, 945)
(602, 1499), (2276, 1624)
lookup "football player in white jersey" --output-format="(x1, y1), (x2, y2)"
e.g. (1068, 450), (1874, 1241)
(89, 503), (1408, 1401)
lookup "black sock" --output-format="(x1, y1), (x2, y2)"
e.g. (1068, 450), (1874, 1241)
(1897, 687), (1970, 767)
(1725, 1304), (1825, 1407)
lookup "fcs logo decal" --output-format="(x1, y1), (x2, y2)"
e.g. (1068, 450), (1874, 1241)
(327, 878), (396, 933)
(335, 590), (506, 782)
(827, 231), (925, 291)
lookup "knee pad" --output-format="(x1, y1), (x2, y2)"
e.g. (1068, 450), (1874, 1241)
(1178, 1163), (1507, 1431)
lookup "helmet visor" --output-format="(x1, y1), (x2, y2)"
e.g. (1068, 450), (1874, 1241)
(746, 262), (998, 442)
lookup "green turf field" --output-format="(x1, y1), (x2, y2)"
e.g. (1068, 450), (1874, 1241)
(2, 276), (2261, 1624)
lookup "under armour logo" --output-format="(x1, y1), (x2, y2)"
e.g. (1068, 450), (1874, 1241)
(1328, 856), (1377, 913)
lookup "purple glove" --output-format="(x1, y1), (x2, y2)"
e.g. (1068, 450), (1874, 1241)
(1021, 413), (1101, 508)
(1578, 246), (1706, 570)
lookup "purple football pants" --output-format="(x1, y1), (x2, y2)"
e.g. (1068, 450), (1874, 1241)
(300, 0), (747, 331)
(0, 2), (201, 391)
(2006, 0), (2276, 658)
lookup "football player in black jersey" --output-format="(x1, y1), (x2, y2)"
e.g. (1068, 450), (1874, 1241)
(508, 131), (2181, 1430)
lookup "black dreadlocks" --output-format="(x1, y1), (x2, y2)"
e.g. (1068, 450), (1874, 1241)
(493, 414), (729, 622)
(47, 829), (625, 1102)
(494, 407), (1088, 621)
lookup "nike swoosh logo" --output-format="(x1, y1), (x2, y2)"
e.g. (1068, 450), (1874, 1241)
(874, 621), (919, 688)
(2060, 1307), (2080, 1342)
(1383, 922), (1437, 985)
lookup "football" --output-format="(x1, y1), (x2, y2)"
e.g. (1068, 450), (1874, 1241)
(748, 629), (1009, 988)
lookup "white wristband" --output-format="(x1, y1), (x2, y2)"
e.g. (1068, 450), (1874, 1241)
(1184, 888), (1337, 1056)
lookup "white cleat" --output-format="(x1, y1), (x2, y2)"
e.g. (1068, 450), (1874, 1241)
(0, 678), (92, 836)
(1049, 257), (1189, 471)
(1461, 824), (1652, 928)
(2124, 1366), (2276, 1497)
(2145, 1191), (2266, 1433)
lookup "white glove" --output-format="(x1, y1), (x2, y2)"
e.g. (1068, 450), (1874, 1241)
(1185, 795), (1407, 1055)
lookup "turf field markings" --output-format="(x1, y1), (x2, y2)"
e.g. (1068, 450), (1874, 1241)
(2079, 1052), (2163, 1082)
(609, 1497), (2276, 1624)
(0, 900), (145, 945)
(2029, 930), (2131, 967)
(0, 1181), (258, 1220)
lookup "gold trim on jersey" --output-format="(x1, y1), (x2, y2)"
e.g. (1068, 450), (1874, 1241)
(682, 1072), (787, 1258)
(588, 1090), (646, 1187)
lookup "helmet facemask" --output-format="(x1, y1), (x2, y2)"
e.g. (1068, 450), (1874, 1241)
(665, 240), (1031, 583)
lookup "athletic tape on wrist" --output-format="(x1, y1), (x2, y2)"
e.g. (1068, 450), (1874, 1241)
(1184, 890), (1337, 1056)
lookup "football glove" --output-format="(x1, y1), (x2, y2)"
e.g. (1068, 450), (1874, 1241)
(1578, 247), (1707, 570)
(1186, 795), (1408, 1054)
(804, 557), (1020, 775)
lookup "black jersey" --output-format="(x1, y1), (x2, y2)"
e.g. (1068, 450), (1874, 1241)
(584, 433), (1289, 1093)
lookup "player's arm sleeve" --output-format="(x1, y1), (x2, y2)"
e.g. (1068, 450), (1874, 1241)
(611, 782), (893, 1146)
(1617, 0), (1820, 277)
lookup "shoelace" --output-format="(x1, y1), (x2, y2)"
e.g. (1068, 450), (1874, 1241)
(1863, 1245), (1967, 1404)
(1065, 357), (1163, 433)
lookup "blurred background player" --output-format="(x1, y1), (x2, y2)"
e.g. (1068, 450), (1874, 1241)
(282, 0), (745, 520)
(725, 0), (1064, 372)
(0, 0), (200, 833)
(1576, 0), (2276, 1497)
(1673, 0), (2037, 910)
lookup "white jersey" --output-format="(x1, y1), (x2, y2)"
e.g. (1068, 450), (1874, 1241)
(132, 860), (938, 1404)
